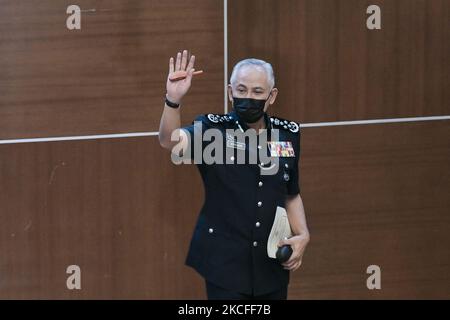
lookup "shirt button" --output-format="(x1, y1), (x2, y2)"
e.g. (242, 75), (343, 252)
(255, 222), (261, 228)
(208, 228), (214, 234)
(257, 201), (263, 207)
(253, 241), (258, 247)
(258, 181), (263, 187)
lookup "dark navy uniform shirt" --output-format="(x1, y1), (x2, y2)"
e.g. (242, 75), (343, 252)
(181, 110), (301, 296)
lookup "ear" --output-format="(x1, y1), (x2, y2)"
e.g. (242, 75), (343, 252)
(269, 88), (278, 105)
(227, 85), (234, 103)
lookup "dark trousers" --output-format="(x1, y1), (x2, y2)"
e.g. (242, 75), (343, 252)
(205, 280), (288, 300)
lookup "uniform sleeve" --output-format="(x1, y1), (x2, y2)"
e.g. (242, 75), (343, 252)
(286, 131), (301, 195)
(181, 114), (210, 161)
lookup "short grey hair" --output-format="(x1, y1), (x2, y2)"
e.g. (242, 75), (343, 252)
(230, 58), (275, 89)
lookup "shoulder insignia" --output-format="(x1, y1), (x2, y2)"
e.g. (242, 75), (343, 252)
(270, 116), (300, 133)
(207, 113), (234, 124)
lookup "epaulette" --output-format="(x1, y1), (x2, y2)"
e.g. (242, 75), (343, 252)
(206, 113), (234, 124)
(269, 116), (300, 133)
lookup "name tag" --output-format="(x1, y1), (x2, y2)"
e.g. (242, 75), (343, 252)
(268, 141), (295, 157)
(226, 133), (246, 151)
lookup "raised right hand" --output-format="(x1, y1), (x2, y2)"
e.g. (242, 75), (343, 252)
(166, 50), (196, 104)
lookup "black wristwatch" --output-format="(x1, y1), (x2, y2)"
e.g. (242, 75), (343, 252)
(165, 95), (181, 109)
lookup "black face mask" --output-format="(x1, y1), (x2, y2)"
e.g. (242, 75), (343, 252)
(233, 94), (271, 123)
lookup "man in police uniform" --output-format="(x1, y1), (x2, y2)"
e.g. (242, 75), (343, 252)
(159, 50), (310, 299)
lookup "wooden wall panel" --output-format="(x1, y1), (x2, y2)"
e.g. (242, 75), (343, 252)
(228, 0), (450, 299)
(0, 0), (222, 299)
(0, 0), (449, 299)
(1, 120), (448, 299)
(294, 120), (450, 299)
(0, 0), (224, 139)
(228, 0), (450, 122)
(0, 137), (206, 299)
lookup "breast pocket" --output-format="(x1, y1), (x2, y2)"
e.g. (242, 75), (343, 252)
(278, 157), (295, 184)
(262, 157), (294, 192)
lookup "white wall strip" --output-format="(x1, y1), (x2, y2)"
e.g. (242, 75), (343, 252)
(224, 0), (228, 114)
(0, 115), (448, 145)
(0, 132), (159, 145)
(301, 115), (450, 128)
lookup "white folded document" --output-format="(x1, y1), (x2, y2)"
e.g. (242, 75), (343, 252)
(267, 206), (293, 259)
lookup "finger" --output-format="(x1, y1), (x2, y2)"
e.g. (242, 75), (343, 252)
(282, 253), (300, 267)
(169, 57), (174, 74)
(183, 68), (195, 86)
(277, 239), (288, 247)
(283, 262), (296, 269)
(283, 258), (295, 267)
(284, 264), (295, 271)
(186, 54), (196, 72)
(181, 49), (188, 70)
(285, 259), (302, 271)
(278, 236), (293, 247)
(292, 261), (302, 272)
(282, 259), (296, 268)
(283, 238), (296, 246)
(175, 52), (181, 71)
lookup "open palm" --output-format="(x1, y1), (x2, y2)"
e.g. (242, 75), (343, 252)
(166, 50), (196, 104)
